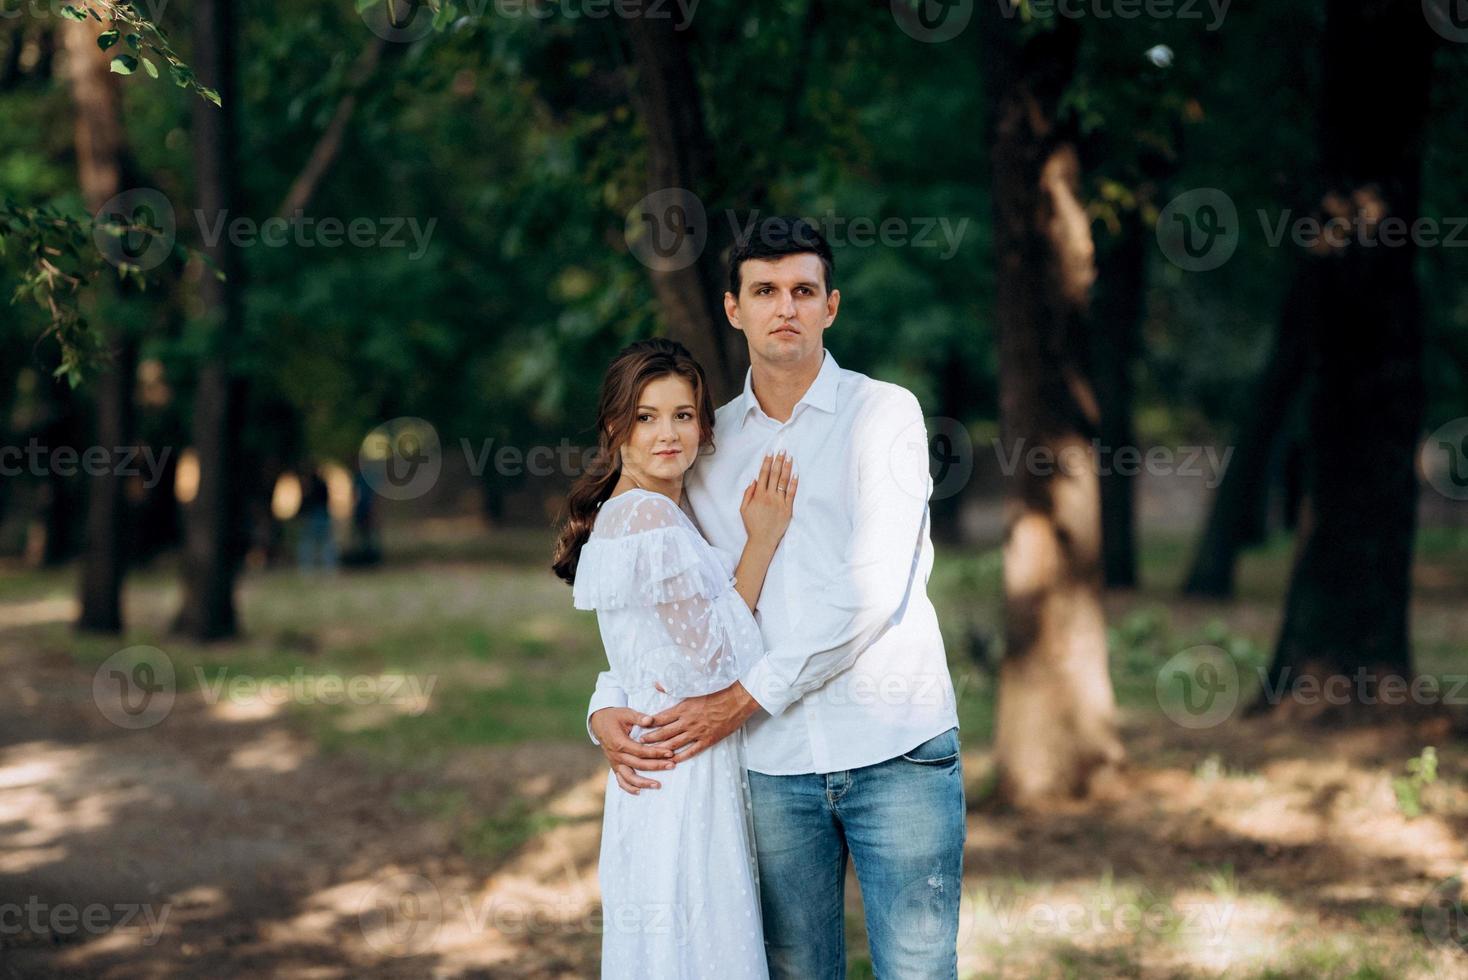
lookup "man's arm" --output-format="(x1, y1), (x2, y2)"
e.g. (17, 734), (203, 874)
(737, 387), (931, 717)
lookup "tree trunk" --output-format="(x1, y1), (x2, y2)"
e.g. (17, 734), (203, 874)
(1090, 213), (1144, 588)
(133, 433), (182, 562)
(77, 337), (137, 631)
(65, 14), (137, 632)
(1183, 274), (1310, 597)
(929, 351), (972, 545)
(986, 18), (1123, 806)
(173, 0), (245, 641)
(621, 2), (747, 402)
(33, 384), (82, 567)
(1260, 0), (1435, 717)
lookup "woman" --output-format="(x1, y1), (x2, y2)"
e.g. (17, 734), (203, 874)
(552, 338), (797, 979)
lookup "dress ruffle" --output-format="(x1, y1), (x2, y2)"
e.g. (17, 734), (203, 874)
(572, 524), (733, 611)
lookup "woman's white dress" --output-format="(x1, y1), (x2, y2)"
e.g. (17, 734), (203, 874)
(573, 488), (768, 979)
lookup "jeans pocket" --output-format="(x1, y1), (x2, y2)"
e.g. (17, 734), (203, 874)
(899, 726), (960, 766)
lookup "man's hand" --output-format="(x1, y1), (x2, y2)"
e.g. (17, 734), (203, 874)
(590, 706), (677, 795)
(639, 681), (761, 762)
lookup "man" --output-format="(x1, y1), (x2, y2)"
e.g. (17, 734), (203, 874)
(587, 216), (965, 978)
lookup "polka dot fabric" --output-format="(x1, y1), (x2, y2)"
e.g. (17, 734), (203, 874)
(574, 489), (767, 978)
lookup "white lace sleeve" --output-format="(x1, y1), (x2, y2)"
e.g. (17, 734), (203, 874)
(572, 493), (744, 696)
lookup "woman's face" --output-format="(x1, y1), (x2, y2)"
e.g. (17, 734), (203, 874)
(618, 373), (701, 484)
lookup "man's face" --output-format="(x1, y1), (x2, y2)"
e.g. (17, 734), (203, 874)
(725, 253), (839, 367)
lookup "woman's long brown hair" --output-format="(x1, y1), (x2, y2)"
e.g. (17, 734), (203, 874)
(551, 338), (717, 585)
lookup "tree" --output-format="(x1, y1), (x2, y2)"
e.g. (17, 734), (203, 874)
(1183, 280), (1309, 597)
(985, 14), (1123, 805)
(1259, 0), (1438, 714)
(64, 13), (141, 632)
(172, 0), (245, 640)
(619, 1), (747, 401)
(1089, 212), (1144, 589)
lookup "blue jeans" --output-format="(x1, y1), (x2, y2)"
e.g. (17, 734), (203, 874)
(747, 727), (965, 979)
(296, 511), (337, 571)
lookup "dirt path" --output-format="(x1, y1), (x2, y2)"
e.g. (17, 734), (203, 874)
(5, 607), (1467, 978)
(0, 636), (609, 979)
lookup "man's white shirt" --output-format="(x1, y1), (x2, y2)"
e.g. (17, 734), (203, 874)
(585, 348), (960, 775)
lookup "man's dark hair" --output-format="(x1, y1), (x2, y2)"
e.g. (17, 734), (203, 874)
(726, 215), (835, 298)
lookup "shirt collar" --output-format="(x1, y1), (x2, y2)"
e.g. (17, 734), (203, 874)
(738, 348), (840, 430)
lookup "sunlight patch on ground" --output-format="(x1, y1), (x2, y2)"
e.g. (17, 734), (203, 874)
(1211, 756), (1468, 880)
(275, 866), (522, 975)
(204, 690), (287, 722)
(0, 595), (77, 628)
(0, 742), (152, 863)
(227, 729), (311, 773)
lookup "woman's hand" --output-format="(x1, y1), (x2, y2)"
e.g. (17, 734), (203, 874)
(739, 451), (797, 551)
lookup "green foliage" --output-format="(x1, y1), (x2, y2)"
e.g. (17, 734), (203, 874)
(1392, 746), (1439, 820)
(0, 200), (105, 385)
(70, 1), (221, 105)
(1195, 617), (1267, 673)
(1, 0), (1463, 489)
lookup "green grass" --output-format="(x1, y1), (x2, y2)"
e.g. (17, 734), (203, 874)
(13, 520), (1465, 771)
(5, 521), (1466, 978)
